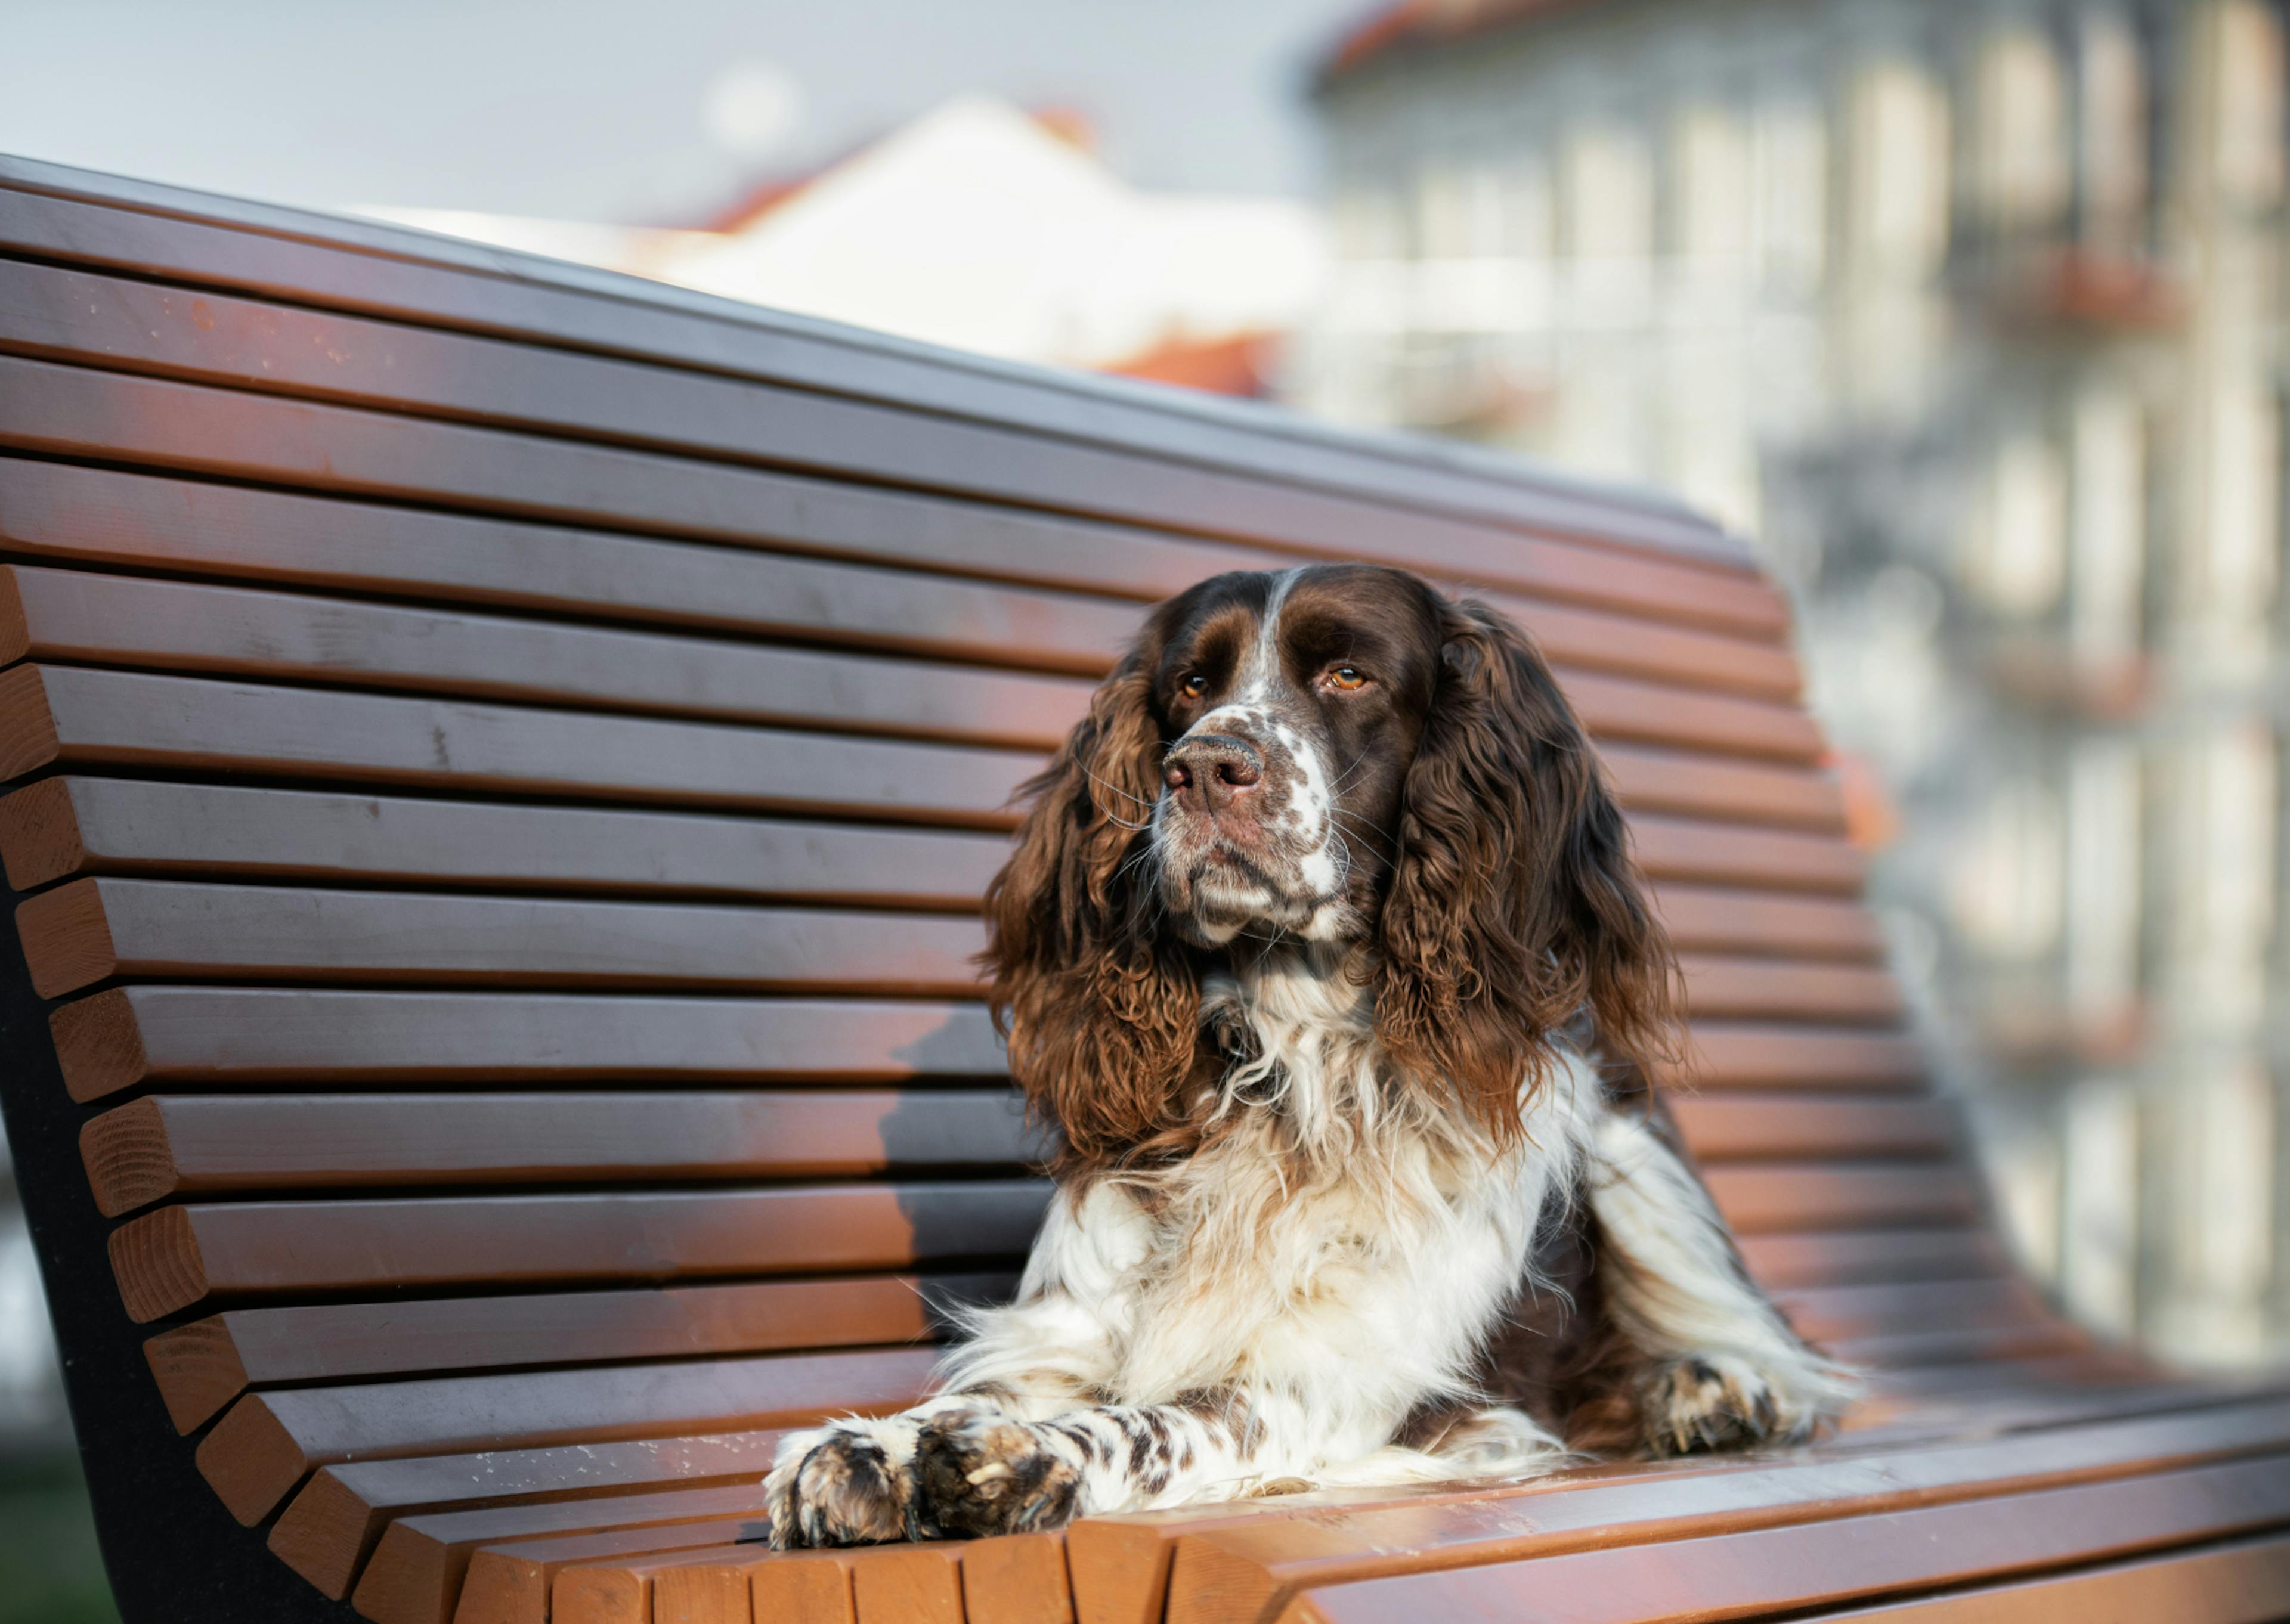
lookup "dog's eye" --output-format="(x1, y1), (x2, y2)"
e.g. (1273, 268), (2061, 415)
(1324, 665), (1368, 691)
(1179, 673), (1208, 699)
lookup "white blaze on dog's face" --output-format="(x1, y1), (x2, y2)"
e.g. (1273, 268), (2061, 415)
(1146, 565), (1444, 946)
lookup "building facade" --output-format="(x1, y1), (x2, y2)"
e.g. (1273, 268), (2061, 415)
(1302, 0), (2289, 1364)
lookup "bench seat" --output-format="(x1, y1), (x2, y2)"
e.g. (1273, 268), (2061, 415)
(0, 149), (2279, 1624)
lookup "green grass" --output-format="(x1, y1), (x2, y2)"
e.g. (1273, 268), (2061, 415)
(0, 1451), (122, 1624)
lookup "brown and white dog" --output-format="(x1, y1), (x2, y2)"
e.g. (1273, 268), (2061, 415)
(768, 563), (1855, 1546)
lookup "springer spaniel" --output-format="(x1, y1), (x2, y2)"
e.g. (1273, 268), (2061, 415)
(769, 563), (1855, 1546)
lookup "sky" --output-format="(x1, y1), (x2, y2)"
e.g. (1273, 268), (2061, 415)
(1, 0), (1372, 225)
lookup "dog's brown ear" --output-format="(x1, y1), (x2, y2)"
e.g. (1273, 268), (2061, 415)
(981, 652), (1198, 1170)
(1374, 597), (1679, 1134)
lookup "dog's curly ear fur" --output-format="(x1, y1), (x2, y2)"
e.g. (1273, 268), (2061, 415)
(982, 652), (1198, 1170)
(1375, 596), (1680, 1134)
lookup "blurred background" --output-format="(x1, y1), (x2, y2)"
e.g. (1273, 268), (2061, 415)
(4, 0), (2288, 1614)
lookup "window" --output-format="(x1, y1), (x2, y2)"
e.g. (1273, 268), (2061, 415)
(1848, 59), (1952, 275)
(1967, 429), (2069, 616)
(1753, 100), (1828, 292)
(1974, 26), (2072, 230)
(2069, 384), (2147, 660)
(1563, 124), (1654, 263)
(2206, 0), (2286, 209)
(1672, 104), (1751, 266)
(2078, 11), (2148, 249)
(1952, 774), (2065, 957)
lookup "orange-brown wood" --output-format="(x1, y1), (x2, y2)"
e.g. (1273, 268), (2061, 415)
(1733, 1227), (2008, 1289)
(850, 1542), (966, 1624)
(0, 777), (1012, 907)
(1678, 1023), (1924, 1088)
(110, 1182), (1047, 1322)
(195, 1348), (936, 1524)
(82, 1089), (1033, 1214)
(51, 985), (1008, 1100)
(1666, 1094), (1957, 1161)
(1147, 1397), (2290, 1624)
(267, 1433), (792, 1601)
(391, 1510), (767, 1624)
(753, 1552), (861, 1624)
(962, 1532), (1076, 1624)
(1703, 1161), (1979, 1232)
(146, 1273), (999, 1432)
(1274, 1451), (2290, 1624)
(1788, 1530), (2290, 1623)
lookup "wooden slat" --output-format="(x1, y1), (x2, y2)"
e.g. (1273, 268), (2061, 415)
(1732, 1228), (2009, 1290)
(0, 168), (1752, 570)
(0, 455), (1794, 711)
(0, 252), (1778, 624)
(1704, 1162), (1979, 1233)
(21, 878), (991, 999)
(0, 354), (1793, 687)
(147, 1274), (1008, 1433)
(49, 987), (1007, 1101)
(0, 777), (1013, 904)
(1599, 743), (1843, 829)
(0, 779), (1871, 910)
(0, 555), (1822, 764)
(267, 1432), (789, 1601)
(1790, 1531), (2290, 1623)
(1667, 1094), (1958, 1161)
(195, 1346), (936, 1525)
(86, 1091), (1033, 1215)
(0, 664), (1042, 826)
(1651, 885), (1884, 959)
(853, 1544), (967, 1624)
(354, 1491), (772, 1624)
(1675, 954), (1902, 1023)
(0, 562), (1098, 749)
(1628, 815), (1866, 894)
(109, 1180), (1050, 1321)
(1279, 1453), (2290, 1624)
(1134, 1396), (2290, 1624)
(1677, 1024), (1925, 1089)
(0, 454), (1143, 672)
(0, 662), (1825, 831)
(23, 880), (1880, 1012)
(1775, 1278), (2053, 1344)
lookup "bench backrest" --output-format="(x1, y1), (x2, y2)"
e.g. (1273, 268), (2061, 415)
(0, 153), (2060, 1624)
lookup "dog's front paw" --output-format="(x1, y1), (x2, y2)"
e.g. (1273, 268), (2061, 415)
(914, 1412), (1083, 1538)
(1641, 1353), (1790, 1457)
(766, 1421), (918, 1548)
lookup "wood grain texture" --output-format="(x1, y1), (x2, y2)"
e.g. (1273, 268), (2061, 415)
(1152, 1399), (2290, 1624)
(24, 878), (993, 998)
(51, 986), (1008, 1099)
(0, 561), (1098, 749)
(0, 777), (1013, 905)
(267, 1431), (789, 1601)
(852, 1543), (967, 1624)
(1276, 1451), (2290, 1624)
(1787, 1532), (2290, 1624)
(0, 172), (1750, 568)
(194, 1346), (936, 1525)
(85, 1090), (1035, 1214)
(0, 455), (1146, 672)
(109, 1180), (1049, 1321)
(0, 266), (1774, 621)
(0, 664), (1044, 827)
(146, 1273), (1007, 1431)
(355, 1495), (771, 1624)
(0, 557), (1818, 763)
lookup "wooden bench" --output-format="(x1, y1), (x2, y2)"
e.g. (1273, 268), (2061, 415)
(0, 150), (2282, 1624)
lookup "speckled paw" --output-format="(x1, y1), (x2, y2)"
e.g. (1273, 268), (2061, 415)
(915, 1414), (1082, 1538)
(766, 1425), (917, 1548)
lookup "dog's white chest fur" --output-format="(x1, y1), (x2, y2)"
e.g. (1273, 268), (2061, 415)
(973, 957), (1596, 1464)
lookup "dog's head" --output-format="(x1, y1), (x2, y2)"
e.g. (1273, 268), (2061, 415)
(983, 563), (1677, 1164)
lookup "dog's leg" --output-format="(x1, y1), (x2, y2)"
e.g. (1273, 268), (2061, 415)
(1586, 1108), (1859, 1455)
(769, 1182), (1144, 1547)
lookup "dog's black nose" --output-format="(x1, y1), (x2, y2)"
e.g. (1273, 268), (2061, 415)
(1164, 734), (1264, 813)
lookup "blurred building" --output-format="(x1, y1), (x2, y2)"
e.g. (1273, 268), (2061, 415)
(1299, 0), (2289, 1364)
(367, 96), (1327, 385)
